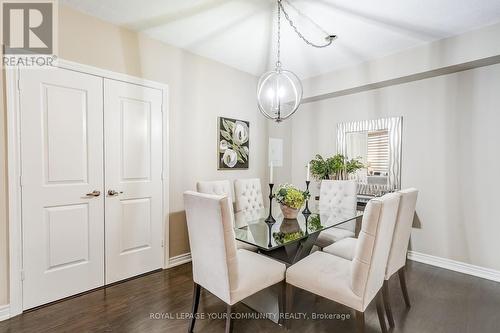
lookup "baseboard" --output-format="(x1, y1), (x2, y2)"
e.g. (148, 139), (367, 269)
(407, 251), (500, 283)
(0, 304), (10, 322)
(168, 253), (192, 268)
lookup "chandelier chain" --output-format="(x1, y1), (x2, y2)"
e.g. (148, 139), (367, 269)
(284, 0), (329, 36)
(278, 0), (335, 49)
(258, 0), (332, 123)
(276, 0), (281, 67)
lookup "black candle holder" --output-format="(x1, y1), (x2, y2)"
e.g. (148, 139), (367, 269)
(302, 180), (311, 215)
(267, 223), (273, 248)
(265, 183), (276, 224)
(303, 213), (310, 235)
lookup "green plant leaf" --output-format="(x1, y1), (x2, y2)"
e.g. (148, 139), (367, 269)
(222, 119), (236, 133)
(233, 145), (248, 162)
(309, 153), (364, 180)
(234, 149), (245, 163)
(239, 146), (247, 158)
(240, 152), (248, 162)
(222, 119), (229, 131)
(220, 130), (232, 142)
(274, 184), (306, 209)
(310, 154), (329, 180)
(222, 119), (231, 133)
(346, 157), (364, 174)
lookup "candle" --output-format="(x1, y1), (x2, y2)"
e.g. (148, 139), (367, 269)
(306, 163), (310, 181)
(270, 161), (274, 184)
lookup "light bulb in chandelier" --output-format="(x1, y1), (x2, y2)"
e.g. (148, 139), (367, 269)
(257, 63), (302, 122)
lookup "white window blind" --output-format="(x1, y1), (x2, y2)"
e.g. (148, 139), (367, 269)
(367, 130), (389, 174)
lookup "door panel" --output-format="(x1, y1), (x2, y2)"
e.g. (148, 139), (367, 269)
(104, 79), (163, 284)
(20, 68), (104, 310)
(45, 204), (90, 270)
(121, 99), (151, 181)
(44, 84), (89, 184)
(120, 198), (151, 253)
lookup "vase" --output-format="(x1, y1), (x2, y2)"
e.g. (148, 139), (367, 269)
(280, 204), (300, 219)
(279, 218), (301, 234)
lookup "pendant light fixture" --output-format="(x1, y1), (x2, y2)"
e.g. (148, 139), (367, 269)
(257, 0), (337, 122)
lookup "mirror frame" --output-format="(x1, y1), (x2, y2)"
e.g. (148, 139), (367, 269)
(337, 116), (403, 192)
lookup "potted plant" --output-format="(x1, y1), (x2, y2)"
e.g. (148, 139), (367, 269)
(274, 183), (309, 219)
(309, 154), (330, 180)
(327, 154), (346, 180)
(309, 154), (364, 180)
(345, 158), (365, 176)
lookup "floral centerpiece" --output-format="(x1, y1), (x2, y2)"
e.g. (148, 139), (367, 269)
(274, 183), (309, 219)
(273, 230), (304, 245)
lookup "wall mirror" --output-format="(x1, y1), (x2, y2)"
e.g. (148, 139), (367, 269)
(337, 117), (402, 196)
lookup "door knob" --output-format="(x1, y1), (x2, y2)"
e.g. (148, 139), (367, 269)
(85, 190), (101, 197)
(108, 190), (123, 196)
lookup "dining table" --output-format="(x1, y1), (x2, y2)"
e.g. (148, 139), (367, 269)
(233, 207), (363, 323)
(235, 208), (364, 265)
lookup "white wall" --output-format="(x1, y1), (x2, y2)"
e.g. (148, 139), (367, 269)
(0, 5), (269, 306)
(302, 21), (500, 100)
(290, 63), (500, 271)
(267, 121), (293, 185)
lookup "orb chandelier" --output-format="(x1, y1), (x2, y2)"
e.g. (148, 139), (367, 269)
(257, 0), (337, 122)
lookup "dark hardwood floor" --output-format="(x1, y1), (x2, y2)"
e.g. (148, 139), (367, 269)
(1, 260), (500, 333)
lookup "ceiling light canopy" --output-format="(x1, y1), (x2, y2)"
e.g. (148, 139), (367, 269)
(257, 0), (336, 123)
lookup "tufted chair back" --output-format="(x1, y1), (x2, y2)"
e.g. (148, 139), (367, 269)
(319, 180), (357, 231)
(197, 180), (234, 203)
(184, 191), (238, 305)
(350, 192), (400, 309)
(234, 178), (265, 224)
(385, 188), (418, 279)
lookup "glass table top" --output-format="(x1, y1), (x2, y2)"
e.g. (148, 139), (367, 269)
(234, 210), (364, 251)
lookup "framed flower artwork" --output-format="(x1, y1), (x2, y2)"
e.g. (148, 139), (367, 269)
(217, 117), (249, 170)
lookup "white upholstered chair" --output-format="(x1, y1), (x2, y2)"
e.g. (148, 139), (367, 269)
(234, 178), (265, 224)
(184, 191), (286, 333)
(322, 188), (419, 327)
(196, 180), (257, 252)
(286, 192), (401, 333)
(315, 180), (358, 249)
(197, 180), (234, 202)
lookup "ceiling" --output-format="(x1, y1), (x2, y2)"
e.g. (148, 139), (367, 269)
(61, 0), (500, 79)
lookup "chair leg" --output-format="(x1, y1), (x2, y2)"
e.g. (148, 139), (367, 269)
(277, 282), (286, 325)
(188, 283), (201, 333)
(398, 267), (411, 308)
(225, 304), (233, 333)
(376, 291), (388, 333)
(355, 311), (365, 333)
(382, 280), (395, 328)
(285, 284), (295, 329)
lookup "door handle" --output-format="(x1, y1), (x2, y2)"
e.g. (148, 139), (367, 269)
(108, 190), (123, 196)
(85, 190), (101, 197)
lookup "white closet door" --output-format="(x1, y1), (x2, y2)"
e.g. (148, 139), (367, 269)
(104, 79), (164, 284)
(20, 68), (104, 309)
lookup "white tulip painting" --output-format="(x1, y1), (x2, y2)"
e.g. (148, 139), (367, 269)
(218, 117), (250, 169)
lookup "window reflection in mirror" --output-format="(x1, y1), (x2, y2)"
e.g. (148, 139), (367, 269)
(346, 129), (390, 187)
(338, 117), (402, 197)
